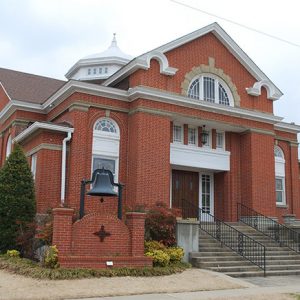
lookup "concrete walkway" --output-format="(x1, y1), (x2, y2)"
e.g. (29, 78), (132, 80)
(72, 276), (300, 300)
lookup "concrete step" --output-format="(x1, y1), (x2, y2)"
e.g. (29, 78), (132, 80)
(266, 264), (300, 271)
(208, 265), (261, 273)
(195, 260), (254, 268)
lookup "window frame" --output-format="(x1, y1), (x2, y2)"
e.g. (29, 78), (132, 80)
(31, 153), (37, 180)
(173, 124), (183, 144)
(188, 74), (234, 106)
(92, 118), (120, 183)
(216, 131), (225, 150)
(188, 126), (198, 146)
(275, 176), (286, 206)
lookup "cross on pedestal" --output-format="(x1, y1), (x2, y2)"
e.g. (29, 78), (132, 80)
(93, 225), (111, 242)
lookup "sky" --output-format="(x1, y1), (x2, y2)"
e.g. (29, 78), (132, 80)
(0, 0), (299, 125)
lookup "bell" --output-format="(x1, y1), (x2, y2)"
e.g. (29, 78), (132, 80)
(87, 169), (118, 197)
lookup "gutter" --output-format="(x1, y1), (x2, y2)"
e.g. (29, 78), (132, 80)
(61, 131), (72, 206)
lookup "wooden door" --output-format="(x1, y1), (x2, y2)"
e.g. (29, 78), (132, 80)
(172, 170), (199, 218)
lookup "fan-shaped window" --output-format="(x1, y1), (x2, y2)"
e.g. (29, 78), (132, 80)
(94, 118), (118, 134)
(188, 75), (233, 106)
(274, 146), (284, 159)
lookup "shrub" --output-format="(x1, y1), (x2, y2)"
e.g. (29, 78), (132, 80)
(144, 240), (166, 253)
(0, 144), (36, 254)
(43, 245), (59, 269)
(165, 247), (184, 263)
(145, 202), (180, 247)
(145, 250), (170, 267)
(6, 250), (20, 258)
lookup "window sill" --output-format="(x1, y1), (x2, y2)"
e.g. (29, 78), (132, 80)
(276, 204), (288, 208)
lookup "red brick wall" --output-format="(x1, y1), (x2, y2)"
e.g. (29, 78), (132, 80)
(129, 33), (272, 113)
(0, 84), (10, 111)
(127, 112), (171, 208)
(240, 131), (276, 216)
(52, 208), (151, 269)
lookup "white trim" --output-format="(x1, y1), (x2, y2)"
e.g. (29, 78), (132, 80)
(61, 131), (72, 205)
(31, 153), (37, 180)
(274, 122), (300, 134)
(42, 80), (128, 111)
(199, 172), (214, 217)
(275, 176), (286, 206)
(103, 23), (283, 100)
(173, 123), (184, 144)
(0, 81), (12, 100)
(128, 86), (283, 124)
(144, 51), (178, 75)
(13, 122), (74, 144)
(246, 80), (281, 100)
(6, 134), (12, 158)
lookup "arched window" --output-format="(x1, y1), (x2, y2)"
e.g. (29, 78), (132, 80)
(6, 135), (12, 158)
(188, 74), (233, 106)
(94, 118), (118, 133)
(92, 118), (120, 181)
(274, 146), (285, 206)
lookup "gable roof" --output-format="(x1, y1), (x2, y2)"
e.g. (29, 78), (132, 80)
(103, 23), (283, 99)
(0, 67), (66, 104)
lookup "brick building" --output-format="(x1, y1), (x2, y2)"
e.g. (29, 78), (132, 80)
(1, 22), (300, 225)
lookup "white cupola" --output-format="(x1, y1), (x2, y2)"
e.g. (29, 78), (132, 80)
(65, 34), (133, 83)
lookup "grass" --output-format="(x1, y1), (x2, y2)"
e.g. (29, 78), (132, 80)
(0, 255), (190, 280)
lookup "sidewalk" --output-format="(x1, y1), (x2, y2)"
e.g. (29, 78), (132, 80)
(72, 284), (300, 300)
(69, 275), (300, 300)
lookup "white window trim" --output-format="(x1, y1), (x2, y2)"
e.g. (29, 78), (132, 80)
(91, 155), (119, 184)
(216, 131), (225, 150)
(173, 124), (183, 144)
(6, 135), (12, 158)
(92, 117), (120, 183)
(31, 153), (37, 180)
(188, 73), (234, 107)
(275, 176), (286, 206)
(188, 126), (198, 146)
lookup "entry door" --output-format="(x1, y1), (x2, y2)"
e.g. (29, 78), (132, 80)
(200, 174), (214, 219)
(172, 170), (199, 218)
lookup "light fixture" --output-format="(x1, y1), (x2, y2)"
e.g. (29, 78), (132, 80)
(201, 125), (209, 145)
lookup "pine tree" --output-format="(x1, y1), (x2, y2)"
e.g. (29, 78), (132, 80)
(0, 143), (36, 253)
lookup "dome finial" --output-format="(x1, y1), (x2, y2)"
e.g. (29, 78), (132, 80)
(110, 33), (117, 48)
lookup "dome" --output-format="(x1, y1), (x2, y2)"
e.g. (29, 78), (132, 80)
(65, 34), (133, 82)
(83, 34), (133, 61)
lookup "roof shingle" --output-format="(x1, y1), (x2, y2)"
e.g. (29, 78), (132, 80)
(0, 68), (66, 104)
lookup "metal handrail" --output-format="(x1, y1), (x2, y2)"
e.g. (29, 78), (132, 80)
(237, 202), (300, 253)
(179, 200), (266, 275)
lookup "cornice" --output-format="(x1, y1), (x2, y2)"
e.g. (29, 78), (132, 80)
(127, 86), (283, 125)
(13, 122), (74, 143)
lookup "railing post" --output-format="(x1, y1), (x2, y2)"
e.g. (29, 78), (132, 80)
(238, 232), (244, 255)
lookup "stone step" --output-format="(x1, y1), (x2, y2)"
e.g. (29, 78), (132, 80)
(208, 265), (261, 273)
(191, 255), (248, 262)
(190, 251), (238, 257)
(266, 264), (300, 271)
(195, 260), (254, 268)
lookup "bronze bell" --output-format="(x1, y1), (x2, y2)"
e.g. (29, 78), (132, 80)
(87, 169), (118, 197)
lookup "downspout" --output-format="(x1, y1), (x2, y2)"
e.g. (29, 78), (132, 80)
(61, 131), (72, 206)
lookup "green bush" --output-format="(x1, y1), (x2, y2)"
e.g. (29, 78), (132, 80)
(144, 240), (166, 252)
(0, 144), (36, 254)
(145, 250), (170, 267)
(0, 254), (190, 279)
(44, 246), (59, 269)
(165, 247), (184, 263)
(6, 250), (20, 258)
(145, 241), (184, 266)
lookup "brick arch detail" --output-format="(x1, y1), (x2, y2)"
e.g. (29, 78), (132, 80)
(181, 58), (241, 107)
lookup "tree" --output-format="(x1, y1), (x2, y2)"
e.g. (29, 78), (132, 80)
(0, 143), (36, 253)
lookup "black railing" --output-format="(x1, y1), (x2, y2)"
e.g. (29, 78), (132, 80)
(178, 200), (266, 275)
(237, 203), (300, 253)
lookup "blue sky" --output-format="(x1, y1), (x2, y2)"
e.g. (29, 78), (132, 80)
(0, 0), (299, 125)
